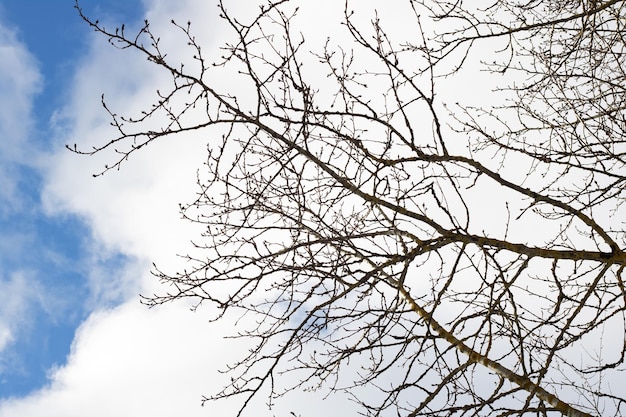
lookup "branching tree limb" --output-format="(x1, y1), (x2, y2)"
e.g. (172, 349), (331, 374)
(74, 0), (626, 416)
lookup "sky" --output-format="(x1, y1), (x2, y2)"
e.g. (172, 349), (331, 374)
(0, 0), (146, 394)
(0, 1), (364, 415)
(0, 0), (138, 399)
(0, 1), (260, 415)
(0, 1), (622, 416)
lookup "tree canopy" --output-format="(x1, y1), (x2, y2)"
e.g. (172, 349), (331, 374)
(74, 0), (626, 416)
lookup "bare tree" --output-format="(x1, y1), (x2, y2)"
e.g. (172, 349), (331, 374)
(74, 0), (626, 416)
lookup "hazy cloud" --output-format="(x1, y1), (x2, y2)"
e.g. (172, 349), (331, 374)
(0, 21), (41, 210)
(0, 18), (42, 361)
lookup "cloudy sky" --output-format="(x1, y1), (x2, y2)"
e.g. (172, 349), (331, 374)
(3, 1), (621, 415)
(0, 1), (335, 415)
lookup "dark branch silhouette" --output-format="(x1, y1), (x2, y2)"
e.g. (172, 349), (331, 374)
(73, 1), (626, 416)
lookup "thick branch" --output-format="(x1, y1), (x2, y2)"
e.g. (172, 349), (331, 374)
(396, 283), (596, 417)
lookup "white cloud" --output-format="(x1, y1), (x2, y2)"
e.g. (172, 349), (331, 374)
(0, 301), (238, 416)
(0, 298), (359, 416)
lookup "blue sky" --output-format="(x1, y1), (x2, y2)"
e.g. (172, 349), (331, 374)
(0, 0), (143, 399)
